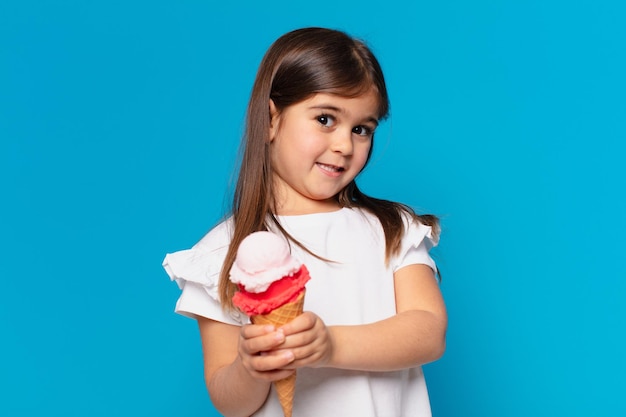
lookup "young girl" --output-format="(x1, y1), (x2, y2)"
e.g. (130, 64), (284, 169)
(164, 27), (447, 417)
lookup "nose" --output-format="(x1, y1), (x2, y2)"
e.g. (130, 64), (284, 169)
(330, 129), (354, 155)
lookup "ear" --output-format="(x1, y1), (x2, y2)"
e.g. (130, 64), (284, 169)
(268, 99), (279, 142)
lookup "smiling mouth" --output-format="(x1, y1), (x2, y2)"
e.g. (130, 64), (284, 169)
(316, 163), (345, 173)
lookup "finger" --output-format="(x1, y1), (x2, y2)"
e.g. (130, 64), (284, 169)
(241, 329), (286, 355)
(276, 328), (332, 369)
(248, 349), (295, 373)
(281, 340), (319, 362)
(285, 323), (323, 345)
(280, 318), (325, 349)
(240, 323), (276, 339)
(280, 347), (325, 369)
(280, 312), (317, 336)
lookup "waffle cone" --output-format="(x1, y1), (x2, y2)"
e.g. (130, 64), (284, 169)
(251, 290), (305, 417)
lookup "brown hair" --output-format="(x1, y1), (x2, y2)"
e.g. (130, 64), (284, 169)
(219, 27), (439, 310)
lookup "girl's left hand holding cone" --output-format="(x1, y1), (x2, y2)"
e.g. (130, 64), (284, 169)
(276, 312), (335, 369)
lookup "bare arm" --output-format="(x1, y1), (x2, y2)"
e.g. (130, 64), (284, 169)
(279, 264), (447, 371)
(197, 318), (296, 417)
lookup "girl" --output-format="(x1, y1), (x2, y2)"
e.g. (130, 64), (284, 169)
(164, 27), (447, 417)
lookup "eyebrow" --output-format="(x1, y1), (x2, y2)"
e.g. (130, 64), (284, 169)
(309, 104), (379, 126)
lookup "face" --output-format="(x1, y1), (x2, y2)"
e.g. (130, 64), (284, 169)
(269, 90), (380, 215)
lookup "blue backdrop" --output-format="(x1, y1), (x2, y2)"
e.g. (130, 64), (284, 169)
(2, 1), (624, 416)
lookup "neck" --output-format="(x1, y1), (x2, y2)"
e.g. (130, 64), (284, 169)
(273, 199), (342, 216)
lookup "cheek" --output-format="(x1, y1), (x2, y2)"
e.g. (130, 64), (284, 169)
(290, 131), (324, 157)
(271, 135), (316, 170)
(276, 123), (317, 152)
(299, 140), (324, 157)
(354, 142), (372, 168)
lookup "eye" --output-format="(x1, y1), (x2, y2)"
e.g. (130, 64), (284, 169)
(317, 114), (336, 127)
(352, 125), (374, 137)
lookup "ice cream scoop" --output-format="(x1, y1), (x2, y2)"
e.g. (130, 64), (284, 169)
(230, 231), (310, 315)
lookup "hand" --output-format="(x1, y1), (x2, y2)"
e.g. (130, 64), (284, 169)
(276, 312), (334, 369)
(238, 324), (296, 382)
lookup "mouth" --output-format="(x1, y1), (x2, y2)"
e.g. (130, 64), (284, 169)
(316, 162), (345, 173)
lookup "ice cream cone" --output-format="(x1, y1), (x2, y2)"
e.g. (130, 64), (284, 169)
(251, 290), (305, 417)
(230, 232), (310, 417)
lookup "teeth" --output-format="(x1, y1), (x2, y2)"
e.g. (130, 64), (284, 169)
(318, 163), (342, 172)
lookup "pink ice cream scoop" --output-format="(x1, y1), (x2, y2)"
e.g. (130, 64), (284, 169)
(229, 231), (310, 315)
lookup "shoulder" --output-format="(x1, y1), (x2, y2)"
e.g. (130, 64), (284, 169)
(163, 217), (234, 291)
(163, 217), (234, 287)
(343, 206), (380, 226)
(163, 216), (248, 324)
(349, 204), (439, 271)
(393, 211), (439, 273)
(345, 205), (412, 233)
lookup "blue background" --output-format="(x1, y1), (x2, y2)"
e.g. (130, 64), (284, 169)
(2, 1), (624, 416)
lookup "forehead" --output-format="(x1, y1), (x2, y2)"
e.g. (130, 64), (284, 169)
(297, 90), (381, 119)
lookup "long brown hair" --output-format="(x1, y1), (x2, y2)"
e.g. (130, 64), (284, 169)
(219, 27), (439, 310)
